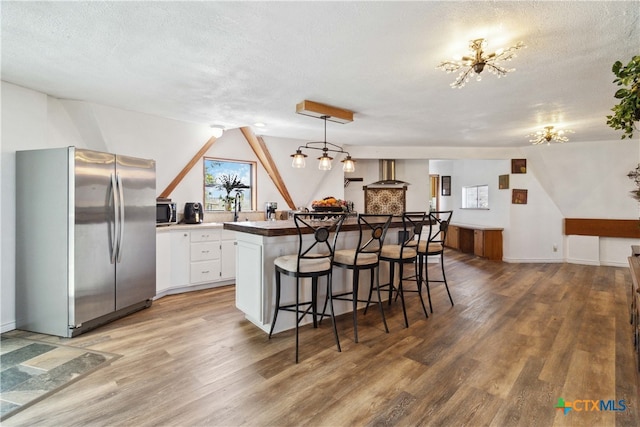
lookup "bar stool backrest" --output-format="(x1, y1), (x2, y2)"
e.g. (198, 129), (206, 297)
(355, 214), (394, 261)
(401, 211), (429, 252)
(427, 210), (453, 246)
(293, 213), (346, 270)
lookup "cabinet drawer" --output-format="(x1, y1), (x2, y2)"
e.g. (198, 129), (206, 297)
(190, 229), (221, 242)
(190, 260), (220, 284)
(190, 242), (220, 261)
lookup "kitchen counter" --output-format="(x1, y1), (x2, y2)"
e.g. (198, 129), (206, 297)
(156, 222), (224, 232)
(223, 217), (404, 237)
(225, 217), (404, 334)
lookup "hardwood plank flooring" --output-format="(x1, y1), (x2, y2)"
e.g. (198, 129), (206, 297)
(3, 251), (639, 426)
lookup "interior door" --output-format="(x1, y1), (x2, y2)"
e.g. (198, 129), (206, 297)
(115, 154), (156, 309)
(73, 148), (116, 325)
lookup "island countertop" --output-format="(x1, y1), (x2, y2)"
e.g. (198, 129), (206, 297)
(223, 217), (404, 237)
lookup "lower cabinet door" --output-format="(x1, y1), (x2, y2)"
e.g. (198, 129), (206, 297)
(190, 260), (221, 284)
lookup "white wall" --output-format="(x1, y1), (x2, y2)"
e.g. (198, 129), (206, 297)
(428, 146), (639, 265)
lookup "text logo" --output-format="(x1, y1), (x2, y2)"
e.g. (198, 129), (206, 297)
(555, 398), (627, 415)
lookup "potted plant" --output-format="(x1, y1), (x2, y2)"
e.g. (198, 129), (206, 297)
(215, 173), (245, 211)
(606, 55), (640, 139)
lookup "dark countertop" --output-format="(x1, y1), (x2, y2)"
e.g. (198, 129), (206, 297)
(223, 217), (405, 237)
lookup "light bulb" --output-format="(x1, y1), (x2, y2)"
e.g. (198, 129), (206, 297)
(318, 154), (333, 171)
(342, 156), (356, 173)
(290, 150), (307, 168)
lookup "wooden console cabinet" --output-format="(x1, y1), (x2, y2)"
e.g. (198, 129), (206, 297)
(445, 223), (503, 261)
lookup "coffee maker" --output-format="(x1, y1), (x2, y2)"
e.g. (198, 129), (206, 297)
(265, 202), (277, 221)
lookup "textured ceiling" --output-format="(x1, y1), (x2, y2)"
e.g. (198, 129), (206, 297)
(2, 1), (639, 148)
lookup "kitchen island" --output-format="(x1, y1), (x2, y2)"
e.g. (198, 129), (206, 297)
(224, 218), (403, 334)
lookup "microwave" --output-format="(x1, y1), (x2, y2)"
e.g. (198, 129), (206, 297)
(156, 202), (178, 226)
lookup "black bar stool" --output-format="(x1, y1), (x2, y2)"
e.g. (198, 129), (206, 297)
(373, 211), (429, 328)
(269, 213), (346, 363)
(324, 214), (393, 343)
(417, 210), (454, 312)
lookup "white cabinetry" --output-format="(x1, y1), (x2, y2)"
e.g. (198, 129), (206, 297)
(220, 230), (237, 281)
(156, 231), (172, 293)
(190, 228), (221, 284)
(170, 230), (191, 287)
(156, 225), (236, 298)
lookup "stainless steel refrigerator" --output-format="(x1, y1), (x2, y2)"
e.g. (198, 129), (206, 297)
(16, 147), (156, 337)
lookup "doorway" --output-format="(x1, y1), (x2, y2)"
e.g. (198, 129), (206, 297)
(429, 175), (440, 211)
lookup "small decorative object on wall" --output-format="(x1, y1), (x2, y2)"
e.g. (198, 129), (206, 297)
(499, 174), (509, 189)
(511, 159), (527, 174)
(441, 176), (451, 196)
(512, 189), (528, 204)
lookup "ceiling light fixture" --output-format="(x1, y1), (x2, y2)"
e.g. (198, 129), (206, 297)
(290, 115), (355, 172)
(528, 125), (574, 145)
(437, 38), (525, 89)
(209, 125), (225, 138)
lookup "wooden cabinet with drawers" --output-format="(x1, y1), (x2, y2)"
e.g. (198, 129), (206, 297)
(445, 223), (503, 261)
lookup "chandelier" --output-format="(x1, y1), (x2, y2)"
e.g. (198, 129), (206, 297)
(437, 38), (525, 89)
(528, 125), (574, 145)
(290, 115), (355, 172)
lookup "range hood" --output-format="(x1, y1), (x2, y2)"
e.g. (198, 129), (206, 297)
(367, 159), (410, 186)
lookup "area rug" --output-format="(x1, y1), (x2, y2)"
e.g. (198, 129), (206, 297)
(0, 332), (120, 420)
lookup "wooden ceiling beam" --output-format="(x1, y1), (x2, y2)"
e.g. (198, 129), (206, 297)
(240, 126), (296, 210)
(158, 135), (219, 200)
(296, 100), (353, 124)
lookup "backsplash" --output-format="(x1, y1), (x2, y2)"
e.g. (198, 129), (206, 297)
(200, 211), (267, 223)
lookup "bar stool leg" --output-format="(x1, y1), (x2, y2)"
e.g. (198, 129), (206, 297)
(397, 263), (409, 328)
(295, 277), (300, 363)
(269, 271), (282, 338)
(326, 272), (342, 353)
(374, 265), (389, 333)
(441, 255), (454, 307)
(352, 269), (360, 343)
(424, 256), (434, 313)
(415, 258), (429, 318)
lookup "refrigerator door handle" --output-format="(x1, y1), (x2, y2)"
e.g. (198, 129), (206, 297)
(110, 173), (118, 264)
(116, 173), (125, 263)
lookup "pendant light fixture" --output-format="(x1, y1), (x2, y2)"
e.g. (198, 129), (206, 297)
(292, 100), (355, 172)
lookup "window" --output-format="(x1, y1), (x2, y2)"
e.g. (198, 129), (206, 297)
(462, 185), (489, 209)
(204, 158), (256, 211)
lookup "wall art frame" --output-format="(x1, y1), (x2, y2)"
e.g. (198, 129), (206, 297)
(512, 189), (528, 204)
(441, 175), (451, 196)
(511, 159), (527, 174)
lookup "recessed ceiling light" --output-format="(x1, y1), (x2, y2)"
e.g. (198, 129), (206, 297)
(254, 122), (266, 128)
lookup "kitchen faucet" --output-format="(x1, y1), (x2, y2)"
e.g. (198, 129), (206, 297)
(233, 191), (241, 222)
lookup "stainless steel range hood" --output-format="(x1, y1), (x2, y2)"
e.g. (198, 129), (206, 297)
(367, 159), (410, 186)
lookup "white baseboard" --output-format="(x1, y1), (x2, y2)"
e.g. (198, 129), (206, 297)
(2, 321), (17, 334)
(502, 257), (563, 264)
(154, 280), (234, 300)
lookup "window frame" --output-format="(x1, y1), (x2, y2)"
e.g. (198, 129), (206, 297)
(203, 157), (257, 212)
(461, 184), (489, 209)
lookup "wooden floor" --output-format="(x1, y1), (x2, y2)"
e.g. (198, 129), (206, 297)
(4, 251), (639, 426)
